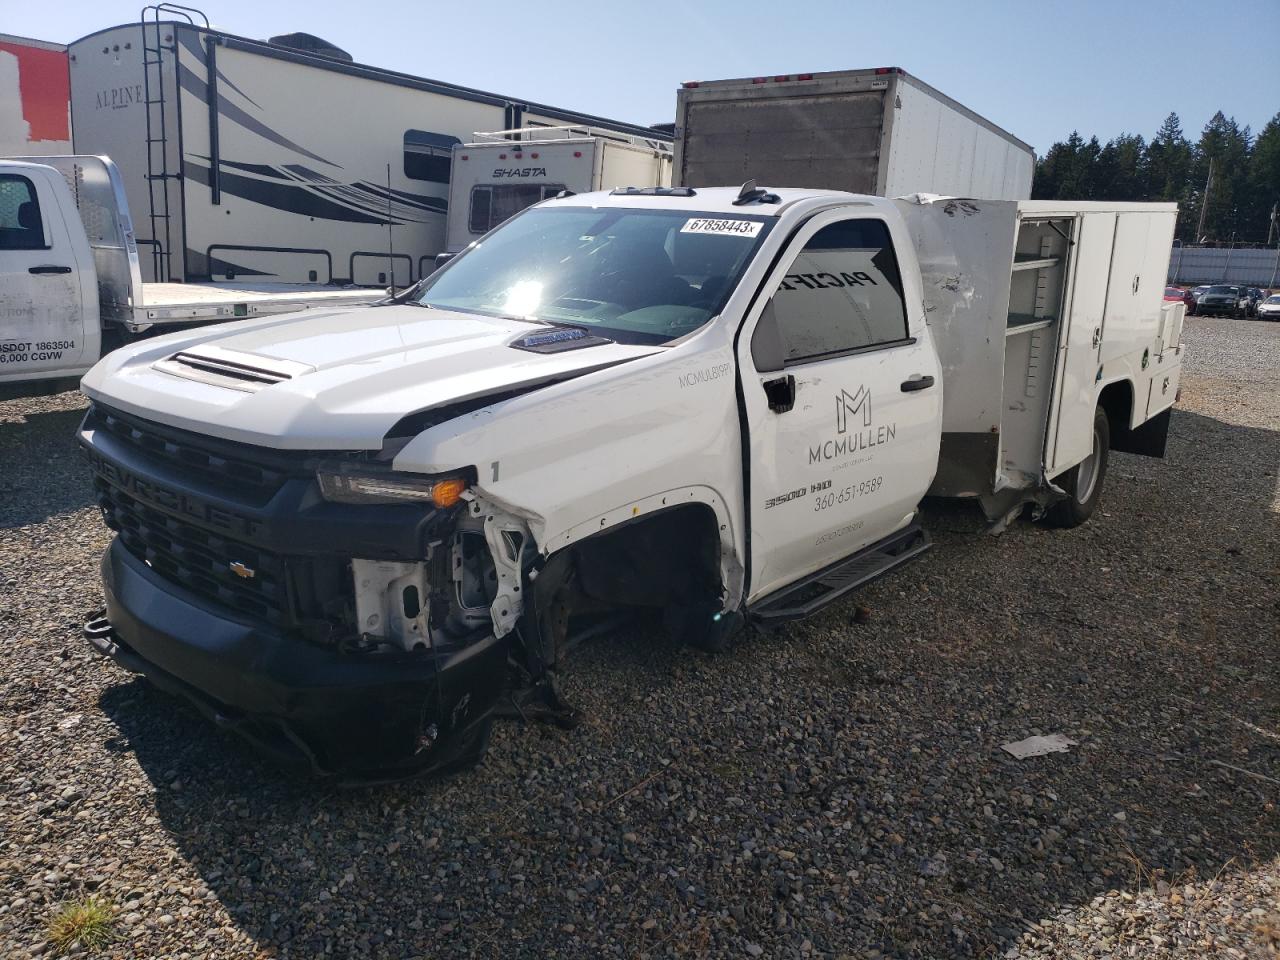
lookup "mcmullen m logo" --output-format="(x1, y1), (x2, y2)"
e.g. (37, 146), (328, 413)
(836, 387), (872, 434)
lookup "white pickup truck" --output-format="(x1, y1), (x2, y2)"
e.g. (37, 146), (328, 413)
(0, 156), (379, 395)
(78, 183), (1183, 780)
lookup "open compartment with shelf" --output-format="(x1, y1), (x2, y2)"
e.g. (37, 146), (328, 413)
(998, 217), (1074, 488)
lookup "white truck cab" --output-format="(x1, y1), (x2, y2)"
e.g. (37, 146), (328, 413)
(78, 183), (1180, 780)
(1, 161), (102, 382)
(0, 156), (381, 393)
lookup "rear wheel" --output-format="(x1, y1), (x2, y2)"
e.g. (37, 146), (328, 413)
(1044, 406), (1109, 528)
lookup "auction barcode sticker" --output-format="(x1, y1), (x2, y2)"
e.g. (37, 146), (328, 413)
(681, 218), (763, 237)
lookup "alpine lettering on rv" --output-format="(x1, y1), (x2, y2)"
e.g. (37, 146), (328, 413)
(94, 85), (144, 111)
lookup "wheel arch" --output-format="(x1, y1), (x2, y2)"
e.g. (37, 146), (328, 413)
(539, 487), (744, 614)
(1097, 377), (1136, 438)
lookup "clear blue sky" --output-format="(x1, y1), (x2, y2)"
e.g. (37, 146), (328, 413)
(10, 0), (1279, 155)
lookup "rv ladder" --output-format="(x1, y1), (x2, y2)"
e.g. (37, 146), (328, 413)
(138, 4), (209, 282)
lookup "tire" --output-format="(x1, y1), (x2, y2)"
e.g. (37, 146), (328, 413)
(1045, 406), (1110, 528)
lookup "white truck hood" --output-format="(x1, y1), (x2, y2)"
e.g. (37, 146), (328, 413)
(81, 305), (662, 449)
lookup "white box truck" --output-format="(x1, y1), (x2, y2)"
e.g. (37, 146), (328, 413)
(445, 127), (672, 252)
(78, 183), (1181, 781)
(673, 67), (1035, 200)
(0, 156), (378, 392)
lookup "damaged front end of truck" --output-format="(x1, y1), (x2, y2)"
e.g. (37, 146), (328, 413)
(78, 401), (585, 783)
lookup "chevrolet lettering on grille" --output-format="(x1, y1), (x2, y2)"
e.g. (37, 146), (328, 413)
(228, 561), (256, 579)
(83, 449), (262, 538)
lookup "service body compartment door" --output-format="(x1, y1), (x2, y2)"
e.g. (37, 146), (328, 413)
(739, 209), (942, 601)
(0, 169), (96, 379)
(1046, 212), (1113, 477)
(1099, 213), (1152, 367)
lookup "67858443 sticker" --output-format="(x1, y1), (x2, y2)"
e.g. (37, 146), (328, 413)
(680, 218), (763, 237)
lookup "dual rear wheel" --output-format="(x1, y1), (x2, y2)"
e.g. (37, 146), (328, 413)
(1044, 406), (1110, 528)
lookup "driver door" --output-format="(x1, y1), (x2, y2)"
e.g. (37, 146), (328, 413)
(738, 208), (942, 602)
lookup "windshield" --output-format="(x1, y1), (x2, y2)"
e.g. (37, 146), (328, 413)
(1267, 295), (1280, 304)
(1207, 285), (1235, 294)
(414, 206), (773, 345)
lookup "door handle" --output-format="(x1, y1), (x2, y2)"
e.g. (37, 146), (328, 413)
(900, 375), (935, 392)
(1092, 326), (1101, 347)
(29, 265), (72, 275)
(762, 374), (795, 413)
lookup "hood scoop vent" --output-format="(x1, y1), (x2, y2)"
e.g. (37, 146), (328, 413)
(154, 346), (316, 393)
(511, 327), (612, 354)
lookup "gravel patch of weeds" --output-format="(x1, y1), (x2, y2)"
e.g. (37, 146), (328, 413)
(45, 895), (114, 956)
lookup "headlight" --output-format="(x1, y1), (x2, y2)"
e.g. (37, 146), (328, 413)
(317, 468), (469, 507)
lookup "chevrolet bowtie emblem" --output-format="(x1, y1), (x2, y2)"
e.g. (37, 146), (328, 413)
(229, 561), (256, 579)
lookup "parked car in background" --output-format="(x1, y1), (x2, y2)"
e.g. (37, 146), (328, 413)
(1244, 288), (1264, 317)
(1165, 286), (1196, 314)
(1256, 294), (1280, 321)
(1189, 285), (1212, 314)
(1196, 284), (1248, 318)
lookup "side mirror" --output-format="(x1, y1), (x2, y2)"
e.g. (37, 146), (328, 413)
(751, 299), (786, 373)
(434, 252), (455, 269)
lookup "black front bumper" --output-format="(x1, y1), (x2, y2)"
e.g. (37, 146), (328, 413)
(91, 535), (507, 782)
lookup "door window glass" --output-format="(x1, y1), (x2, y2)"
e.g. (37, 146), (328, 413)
(770, 219), (907, 362)
(0, 175), (46, 250)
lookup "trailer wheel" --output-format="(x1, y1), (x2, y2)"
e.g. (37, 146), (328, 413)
(1045, 406), (1110, 528)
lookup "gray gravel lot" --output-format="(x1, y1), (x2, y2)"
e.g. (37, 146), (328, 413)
(1, 317), (1277, 959)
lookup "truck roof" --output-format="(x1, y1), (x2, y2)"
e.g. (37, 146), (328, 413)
(542, 186), (888, 217)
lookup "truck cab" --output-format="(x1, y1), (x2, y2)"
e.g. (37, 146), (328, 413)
(1, 155), (385, 394)
(79, 185), (943, 778)
(0, 161), (102, 384)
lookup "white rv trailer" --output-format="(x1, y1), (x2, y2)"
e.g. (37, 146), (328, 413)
(67, 11), (670, 287)
(445, 127), (673, 253)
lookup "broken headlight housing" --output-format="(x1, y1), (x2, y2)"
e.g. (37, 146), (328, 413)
(316, 466), (469, 507)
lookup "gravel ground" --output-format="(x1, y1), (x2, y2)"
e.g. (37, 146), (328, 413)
(1, 317), (1277, 959)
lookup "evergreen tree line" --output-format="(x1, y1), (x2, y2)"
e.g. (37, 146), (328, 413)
(1032, 111), (1280, 245)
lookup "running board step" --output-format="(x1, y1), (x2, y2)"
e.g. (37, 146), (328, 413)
(749, 523), (931, 623)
